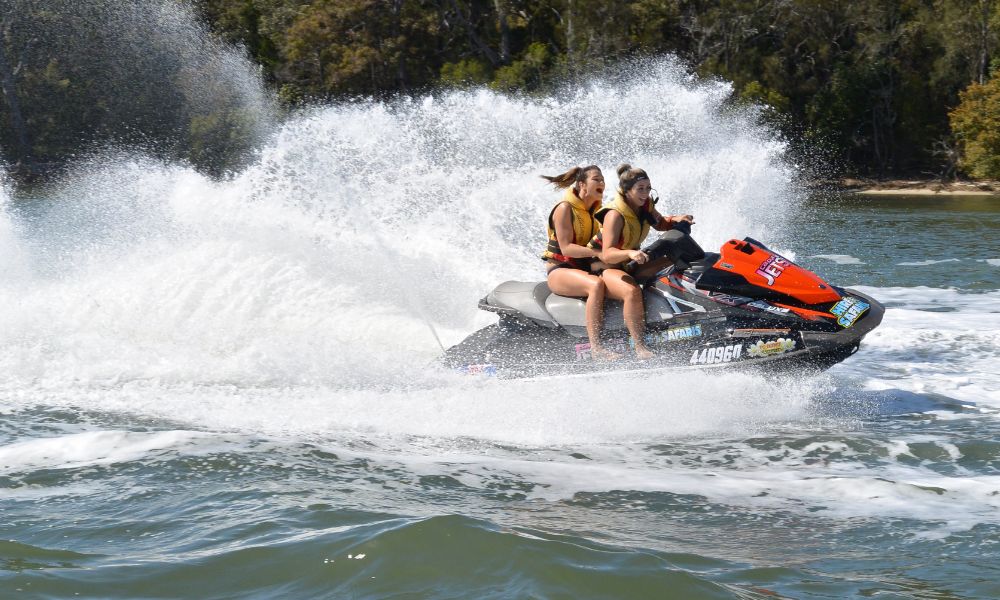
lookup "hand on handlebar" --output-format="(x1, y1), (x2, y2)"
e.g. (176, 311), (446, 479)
(627, 250), (649, 265)
(672, 214), (695, 225)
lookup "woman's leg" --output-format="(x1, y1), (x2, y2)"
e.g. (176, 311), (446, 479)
(602, 269), (654, 359)
(547, 267), (617, 359)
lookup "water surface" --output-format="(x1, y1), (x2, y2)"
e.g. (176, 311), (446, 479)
(2, 86), (999, 598)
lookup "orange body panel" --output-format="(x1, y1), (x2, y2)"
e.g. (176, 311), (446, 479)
(716, 240), (841, 304)
(771, 303), (836, 321)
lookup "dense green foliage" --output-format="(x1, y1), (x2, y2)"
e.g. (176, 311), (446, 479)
(950, 70), (1000, 179)
(3, 0), (1000, 178)
(0, 0), (274, 177)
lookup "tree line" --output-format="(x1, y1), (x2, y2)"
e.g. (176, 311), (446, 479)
(4, 0), (1000, 179)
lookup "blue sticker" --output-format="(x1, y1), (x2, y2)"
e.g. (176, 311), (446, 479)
(830, 297), (870, 328)
(647, 324), (703, 344)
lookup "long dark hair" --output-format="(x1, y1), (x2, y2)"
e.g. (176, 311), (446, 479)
(541, 165), (601, 190)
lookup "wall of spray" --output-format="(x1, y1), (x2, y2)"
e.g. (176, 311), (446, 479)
(0, 3), (812, 440)
(1, 59), (801, 391)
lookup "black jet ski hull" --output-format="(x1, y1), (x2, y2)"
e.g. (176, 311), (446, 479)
(443, 236), (885, 379)
(443, 288), (883, 379)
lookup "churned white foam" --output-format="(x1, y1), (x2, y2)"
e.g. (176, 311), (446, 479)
(834, 286), (1000, 407)
(0, 158), (460, 389)
(0, 174), (29, 282)
(0, 429), (216, 475)
(810, 254), (865, 265)
(856, 285), (1000, 312)
(982, 258), (1000, 267)
(0, 58), (800, 393)
(313, 429), (1000, 533)
(4, 369), (823, 446)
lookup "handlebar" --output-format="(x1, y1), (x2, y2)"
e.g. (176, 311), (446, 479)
(624, 226), (705, 273)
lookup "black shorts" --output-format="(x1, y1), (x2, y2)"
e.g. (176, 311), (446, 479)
(547, 259), (611, 274)
(548, 259), (596, 273)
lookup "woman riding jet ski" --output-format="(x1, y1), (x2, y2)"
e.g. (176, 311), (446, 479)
(589, 164), (697, 359)
(443, 213), (884, 379)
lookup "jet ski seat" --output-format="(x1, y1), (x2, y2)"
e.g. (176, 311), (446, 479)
(482, 278), (678, 337)
(485, 281), (557, 327)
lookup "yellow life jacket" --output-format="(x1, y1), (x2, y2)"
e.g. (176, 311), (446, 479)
(541, 188), (600, 268)
(591, 192), (656, 251)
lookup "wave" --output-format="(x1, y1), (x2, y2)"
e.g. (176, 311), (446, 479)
(834, 286), (1000, 406)
(810, 254), (865, 265)
(897, 258), (962, 266)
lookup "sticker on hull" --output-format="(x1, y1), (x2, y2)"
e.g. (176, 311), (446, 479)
(576, 341), (628, 360)
(690, 344), (743, 365)
(747, 337), (796, 357)
(829, 297), (870, 328)
(756, 255), (791, 286)
(731, 328), (791, 338)
(711, 293), (753, 306)
(647, 324), (703, 344)
(746, 300), (790, 315)
(461, 364), (497, 376)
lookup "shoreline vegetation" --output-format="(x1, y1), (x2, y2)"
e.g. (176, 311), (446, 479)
(5, 1), (1000, 184)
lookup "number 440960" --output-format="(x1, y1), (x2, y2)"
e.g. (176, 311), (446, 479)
(690, 344), (743, 365)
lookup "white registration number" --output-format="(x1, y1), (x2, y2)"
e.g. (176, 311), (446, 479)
(690, 344), (743, 365)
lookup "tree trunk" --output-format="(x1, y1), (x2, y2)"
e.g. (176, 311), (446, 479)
(494, 0), (510, 64)
(449, 0), (500, 67)
(393, 0), (407, 90)
(0, 23), (31, 164)
(977, 0), (991, 84)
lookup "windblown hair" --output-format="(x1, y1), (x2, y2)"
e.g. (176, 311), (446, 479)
(540, 165), (601, 189)
(617, 163), (650, 193)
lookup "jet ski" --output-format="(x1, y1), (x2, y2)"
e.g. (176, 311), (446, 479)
(442, 230), (884, 378)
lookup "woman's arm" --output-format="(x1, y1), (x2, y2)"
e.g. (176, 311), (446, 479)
(651, 207), (694, 231)
(553, 203), (601, 259)
(600, 210), (648, 265)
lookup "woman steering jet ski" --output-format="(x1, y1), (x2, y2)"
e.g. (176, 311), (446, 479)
(539, 165), (619, 361)
(443, 159), (885, 377)
(589, 164), (695, 359)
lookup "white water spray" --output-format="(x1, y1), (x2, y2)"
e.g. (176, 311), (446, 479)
(0, 58), (813, 440)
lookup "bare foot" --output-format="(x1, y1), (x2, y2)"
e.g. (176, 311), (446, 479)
(591, 347), (622, 362)
(634, 346), (655, 361)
